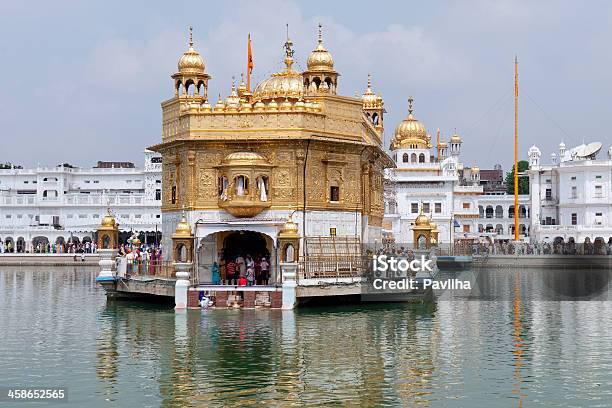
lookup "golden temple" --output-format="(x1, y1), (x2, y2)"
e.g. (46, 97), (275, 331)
(149, 25), (393, 272)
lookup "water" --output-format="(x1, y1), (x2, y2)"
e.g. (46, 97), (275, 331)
(1, 266), (611, 407)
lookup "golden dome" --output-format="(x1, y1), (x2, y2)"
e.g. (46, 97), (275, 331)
(100, 214), (116, 228)
(214, 94), (225, 112)
(253, 39), (305, 102)
(201, 100), (212, 112)
(306, 24), (335, 72)
(172, 215), (193, 238)
(177, 27), (205, 75)
(391, 97), (430, 149)
(430, 221), (438, 231)
(279, 214), (300, 238)
(450, 133), (462, 143)
(222, 151), (269, 166)
(362, 74), (383, 108)
(472, 166), (480, 173)
(415, 211), (431, 227)
(225, 78), (240, 110)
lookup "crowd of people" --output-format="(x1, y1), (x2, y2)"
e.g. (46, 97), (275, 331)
(0, 240), (98, 254)
(467, 237), (612, 256)
(211, 254), (270, 286)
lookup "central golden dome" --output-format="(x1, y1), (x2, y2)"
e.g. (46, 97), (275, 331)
(178, 28), (205, 74)
(307, 25), (334, 72)
(391, 97), (431, 150)
(253, 39), (305, 102)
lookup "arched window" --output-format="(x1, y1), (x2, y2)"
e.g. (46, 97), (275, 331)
(495, 205), (503, 218)
(419, 153), (425, 163)
(234, 175), (249, 196)
(372, 112), (379, 125)
(485, 206), (494, 218)
(256, 175), (269, 202)
(411, 153), (417, 163)
(402, 153), (409, 163)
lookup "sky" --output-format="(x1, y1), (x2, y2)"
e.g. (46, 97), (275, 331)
(1, 0), (611, 171)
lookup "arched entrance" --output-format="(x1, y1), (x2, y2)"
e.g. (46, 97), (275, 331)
(16, 237), (25, 253)
(197, 229), (277, 285)
(32, 236), (49, 253)
(223, 231), (270, 261)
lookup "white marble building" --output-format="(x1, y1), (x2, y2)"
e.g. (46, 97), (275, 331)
(384, 98), (489, 245)
(527, 141), (612, 243)
(476, 194), (531, 240)
(0, 150), (162, 252)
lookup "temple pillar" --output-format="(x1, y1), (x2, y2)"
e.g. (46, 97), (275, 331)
(281, 262), (298, 309)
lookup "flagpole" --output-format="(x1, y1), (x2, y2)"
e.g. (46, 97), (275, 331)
(247, 34), (253, 91)
(514, 55), (519, 241)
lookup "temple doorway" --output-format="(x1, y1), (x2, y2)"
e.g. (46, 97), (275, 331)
(222, 231), (270, 261)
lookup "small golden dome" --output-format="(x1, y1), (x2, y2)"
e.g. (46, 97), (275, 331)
(362, 74), (383, 108)
(100, 214), (116, 228)
(279, 214), (300, 238)
(430, 221), (438, 230)
(173, 215), (193, 238)
(177, 27), (205, 75)
(391, 97), (430, 149)
(240, 101), (252, 112)
(267, 99), (279, 110)
(294, 99), (305, 111)
(280, 98), (293, 110)
(306, 24), (335, 72)
(201, 100), (212, 112)
(415, 211), (431, 227)
(214, 94), (225, 112)
(253, 100), (265, 111)
(222, 151), (269, 166)
(237, 74), (248, 95)
(472, 166), (480, 173)
(450, 133), (462, 143)
(225, 78), (241, 110)
(253, 39), (304, 102)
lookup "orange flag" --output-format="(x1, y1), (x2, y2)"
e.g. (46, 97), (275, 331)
(247, 34), (254, 91)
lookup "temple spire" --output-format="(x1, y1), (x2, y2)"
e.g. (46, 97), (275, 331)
(188, 25), (193, 47)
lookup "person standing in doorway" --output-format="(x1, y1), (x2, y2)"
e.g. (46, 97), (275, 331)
(226, 259), (236, 285)
(245, 255), (255, 286)
(260, 256), (270, 285)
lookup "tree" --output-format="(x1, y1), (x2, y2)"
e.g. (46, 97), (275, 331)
(505, 160), (529, 195)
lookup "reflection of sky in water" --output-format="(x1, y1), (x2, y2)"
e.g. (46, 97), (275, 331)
(0, 266), (611, 407)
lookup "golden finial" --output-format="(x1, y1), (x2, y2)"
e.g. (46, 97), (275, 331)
(367, 73), (372, 89)
(188, 25), (193, 47)
(318, 22), (323, 44)
(231, 75), (236, 90)
(408, 96), (414, 115)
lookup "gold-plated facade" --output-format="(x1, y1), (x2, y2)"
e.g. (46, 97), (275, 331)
(150, 27), (392, 231)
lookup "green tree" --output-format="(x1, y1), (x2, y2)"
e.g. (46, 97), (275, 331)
(506, 160), (530, 195)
